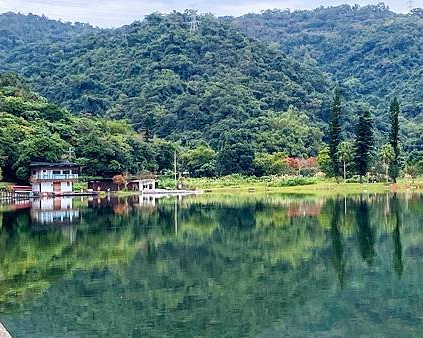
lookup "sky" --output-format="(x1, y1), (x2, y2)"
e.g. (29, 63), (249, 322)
(0, 0), (421, 27)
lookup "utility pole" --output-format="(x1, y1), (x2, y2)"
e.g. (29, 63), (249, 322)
(188, 9), (200, 33)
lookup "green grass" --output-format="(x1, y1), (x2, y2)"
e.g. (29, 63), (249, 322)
(177, 175), (423, 195)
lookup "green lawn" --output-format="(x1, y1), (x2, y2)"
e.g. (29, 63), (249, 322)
(179, 177), (423, 195)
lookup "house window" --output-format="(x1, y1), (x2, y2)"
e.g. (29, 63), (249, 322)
(67, 182), (71, 187)
(32, 170), (37, 175)
(53, 170), (61, 175)
(63, 170), (70, 175)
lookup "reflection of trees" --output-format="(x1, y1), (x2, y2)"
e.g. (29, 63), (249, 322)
(329, 198), (346, 286)
(391, 194), (403, 277)
(3, 193), (423, 337)
(356, 198), (376, 265)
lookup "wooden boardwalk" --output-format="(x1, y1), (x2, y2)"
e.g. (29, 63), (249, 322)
(0, 323), (11, 338)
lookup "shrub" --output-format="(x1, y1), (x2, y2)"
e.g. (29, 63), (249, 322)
(268, 176), (318, 187)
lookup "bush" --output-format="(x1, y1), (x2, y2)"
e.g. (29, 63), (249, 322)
(73, 181), (87, 192)
(267, 176), (318, 187)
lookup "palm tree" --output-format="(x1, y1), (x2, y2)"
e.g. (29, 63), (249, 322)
(337, 141), (354, 182)
(379, 144), (395, 183)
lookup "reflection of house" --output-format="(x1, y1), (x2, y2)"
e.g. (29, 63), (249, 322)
(288, 201), (323, 218)
(30, 162), (80, 195)
(88, 178), (156, 192)
(31, 197), (80, 225)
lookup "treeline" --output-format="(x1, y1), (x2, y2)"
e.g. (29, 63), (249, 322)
(1, 73), (422, 182)
(0, 74), (317, 181)
(0, 73), (327, 181)
(318, 88), (404, 182)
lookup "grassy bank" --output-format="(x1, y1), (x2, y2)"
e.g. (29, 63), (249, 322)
(176, 175), (423, 195)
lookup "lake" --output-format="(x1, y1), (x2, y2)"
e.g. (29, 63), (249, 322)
(0, 193), (423, 337)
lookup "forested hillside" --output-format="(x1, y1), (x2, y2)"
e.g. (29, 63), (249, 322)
(0, 12), (96, 51)
(0, 73), (176, 180)
(234, 4), (423, 122)
(2, 5), (423, 179)
(0, 12), (329, 151)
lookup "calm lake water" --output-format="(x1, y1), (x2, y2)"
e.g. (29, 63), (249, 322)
(0, 193), (423, 337)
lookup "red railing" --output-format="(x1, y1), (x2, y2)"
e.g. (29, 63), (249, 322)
(12, 185), (32, 192)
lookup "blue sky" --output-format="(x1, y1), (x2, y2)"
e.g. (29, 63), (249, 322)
(0, 0), (421, 27)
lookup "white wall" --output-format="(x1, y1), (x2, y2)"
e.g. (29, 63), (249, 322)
(61, 181), (73, 193)
(32, 183), (40, 192)
(32, 181), (73, 193)
(41, 182), (54, 193)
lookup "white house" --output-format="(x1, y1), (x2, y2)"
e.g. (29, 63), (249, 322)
(30, 161), (80, 195)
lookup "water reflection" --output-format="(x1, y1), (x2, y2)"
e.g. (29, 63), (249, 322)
(31, 197), (80, 226)
(356, 197), (376, 265)
(391, 194), (403, 277)
(329, 199), (345, 287)
(0, 193), (423, 337)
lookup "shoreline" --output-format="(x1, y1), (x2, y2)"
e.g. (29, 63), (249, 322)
(108, 181), (423, 197)
(184, 181), (423, 195)
(2, 180), (423, 200)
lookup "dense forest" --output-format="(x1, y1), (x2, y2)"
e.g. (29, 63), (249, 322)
(0, 11), (328, 147)
(0, 73), (323, 181)
(233, 4), (423, 151)
(1, 4), (423, 180)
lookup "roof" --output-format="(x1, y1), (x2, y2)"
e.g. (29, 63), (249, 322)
(30, 161), (80, 168)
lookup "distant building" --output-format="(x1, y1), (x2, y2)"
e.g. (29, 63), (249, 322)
(30, 161), (80, 195)
(127, 179), (156, 192)
(88, 177), (156, 193)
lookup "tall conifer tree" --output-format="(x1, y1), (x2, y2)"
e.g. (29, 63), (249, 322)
(354, 110), (373, 182)
(329, 86), (342, 179)
(389, 97), (400, 183)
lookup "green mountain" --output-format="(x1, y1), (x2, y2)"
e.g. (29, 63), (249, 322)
(233, 4), (423, 125)
(2, 6), (423, 173)
(0, 12), (329, 151)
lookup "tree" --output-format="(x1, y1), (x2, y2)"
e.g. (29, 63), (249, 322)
(253, 152), (289, 176)
(354, 111), (373, 182)
(317, 147), (332, 177)
(328, 87), (342, 181)
(286, 157), (300, 176)
(379, 144), (395, 183)
(389, 97), (401, 183)
(216, 143), (255, 176)
(112, 174), (127, 191)
(181, 145), (216, 178)
(14, 132), (68, 180)
(337, 141), (354, 181)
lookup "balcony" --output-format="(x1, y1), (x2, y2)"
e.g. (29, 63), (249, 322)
(31, 174), (79, 181)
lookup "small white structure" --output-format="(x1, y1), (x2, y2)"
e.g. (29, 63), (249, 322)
(128, 179), (156, 192)
(30, 161), (80, 195)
